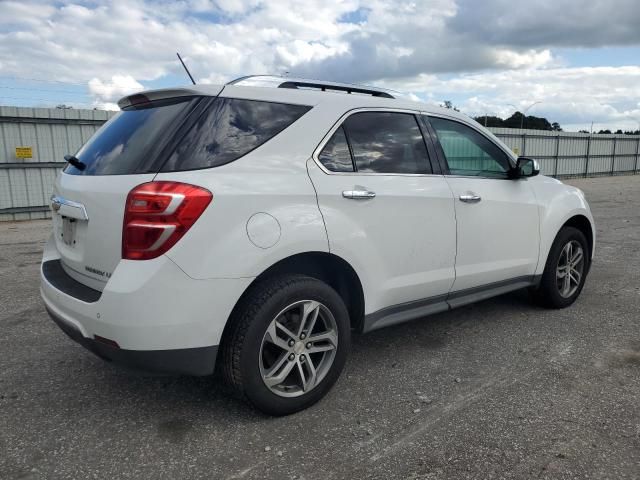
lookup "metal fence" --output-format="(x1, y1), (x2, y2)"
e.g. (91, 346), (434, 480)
(0, 106), (639, 221)
(490, 127), (640, 178)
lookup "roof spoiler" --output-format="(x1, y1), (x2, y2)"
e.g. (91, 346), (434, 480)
(117, 86), (222, 109)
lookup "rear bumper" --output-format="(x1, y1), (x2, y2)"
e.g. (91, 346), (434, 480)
(46, 305), (218, 376)
(40, 235), (253, 375)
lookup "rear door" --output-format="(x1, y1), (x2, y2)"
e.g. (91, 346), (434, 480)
(307, 110), (456, 318)
(51, 95), (205, 291)
(425, 114), (540, 292)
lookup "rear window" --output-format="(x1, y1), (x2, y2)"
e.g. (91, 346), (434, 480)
(161, 98), (311, 172)
(66, 98), (197, 175)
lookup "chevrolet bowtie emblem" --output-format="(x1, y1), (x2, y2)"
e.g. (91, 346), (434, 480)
(51, 198), (62, 212)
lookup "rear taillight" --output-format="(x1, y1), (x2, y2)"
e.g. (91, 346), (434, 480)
(122, 181), (212, 260)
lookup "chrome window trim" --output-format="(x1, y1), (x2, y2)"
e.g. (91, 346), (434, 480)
(422, 112), (518, 180)
(311, 107), (442, 177)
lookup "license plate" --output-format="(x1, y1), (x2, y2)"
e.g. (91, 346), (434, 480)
(62, 217), (77, 247)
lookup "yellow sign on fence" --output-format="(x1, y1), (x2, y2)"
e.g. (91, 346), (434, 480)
(15, 147), (33, 159)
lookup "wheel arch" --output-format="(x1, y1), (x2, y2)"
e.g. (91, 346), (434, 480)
(537, 211), (595, 278)
(222, 252), (366, 339)
(562, 214), (594, 262)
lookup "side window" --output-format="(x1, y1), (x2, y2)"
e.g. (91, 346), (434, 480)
(428, 117), (511, 177)
(162, 98), (311, 171)
(343, 112), (431, 174)
(318, 127), (354, 172)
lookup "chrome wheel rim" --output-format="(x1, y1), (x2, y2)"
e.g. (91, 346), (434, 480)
(259, 300), (338, 398)
(556, 240), (584, 298)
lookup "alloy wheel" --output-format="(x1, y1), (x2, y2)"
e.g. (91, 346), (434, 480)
(556, 240), (584, 298)
(259, 300), (338, 398)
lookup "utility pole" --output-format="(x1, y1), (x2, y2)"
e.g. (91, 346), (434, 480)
(521, 101), (542, 130)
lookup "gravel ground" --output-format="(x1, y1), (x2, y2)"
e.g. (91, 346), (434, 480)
(1, 175), (639, 480)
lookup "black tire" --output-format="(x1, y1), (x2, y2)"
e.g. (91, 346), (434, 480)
(532, 226), (590, 308)
(220, 274), (350, 416)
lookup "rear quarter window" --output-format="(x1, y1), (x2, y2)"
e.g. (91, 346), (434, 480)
(161, 98), (311, 172)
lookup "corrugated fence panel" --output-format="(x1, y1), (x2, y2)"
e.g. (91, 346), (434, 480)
(40, 167), (59, 192)
(614, 156), (636, 172)
(536, 158), (554, 175)
(616, 138), (638, 155)
(36, 123), (55, 162)
(590, 138), (614, 156)
(525, 135), (556, 157)
(8, 168), (28, 206)
(0, 169), (11, 209)
(588, 156), (614, 174)
(51, 124), (70, 160)
(557, 157), (587, 176)
(1, 122), (21, 162)
(559, 137), (588, 157)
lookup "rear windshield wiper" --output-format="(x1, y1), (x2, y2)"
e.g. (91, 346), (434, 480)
(64, 154), (86, 171)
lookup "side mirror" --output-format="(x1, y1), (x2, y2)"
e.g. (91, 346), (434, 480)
(513, 157), (540, 178)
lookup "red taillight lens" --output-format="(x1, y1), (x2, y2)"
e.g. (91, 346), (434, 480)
(122, 181), (212, 260)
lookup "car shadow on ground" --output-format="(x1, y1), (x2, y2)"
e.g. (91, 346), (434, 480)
(44, 287), (539, 422)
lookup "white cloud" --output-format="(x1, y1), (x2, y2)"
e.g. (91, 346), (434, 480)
(88, 75), (144, 110)
(0, 0), (638, 129)
(381, 66), (640, 131)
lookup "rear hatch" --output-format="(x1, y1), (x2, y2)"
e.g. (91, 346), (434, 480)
(50, 90), (218, 291)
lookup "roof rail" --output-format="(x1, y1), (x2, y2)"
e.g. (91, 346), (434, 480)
(226, 75), (395, 99)
(278, 80), (394, 99)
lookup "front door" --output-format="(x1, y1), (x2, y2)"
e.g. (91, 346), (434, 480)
(426, 115), (540, 293)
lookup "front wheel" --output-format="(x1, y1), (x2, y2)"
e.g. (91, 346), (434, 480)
(220, 275), (350, 416)
(532, 226), (590, 308)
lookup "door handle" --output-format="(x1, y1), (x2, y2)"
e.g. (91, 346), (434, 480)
(459, 193), (481, 203)
(343, 190), (376, 199)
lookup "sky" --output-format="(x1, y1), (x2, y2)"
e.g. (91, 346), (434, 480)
(0, 0), (639, 132)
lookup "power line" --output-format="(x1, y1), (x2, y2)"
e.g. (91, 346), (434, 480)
(0, 95), (96, 106)
(0, 75), (92, 87)
(0, 85), (90, 96)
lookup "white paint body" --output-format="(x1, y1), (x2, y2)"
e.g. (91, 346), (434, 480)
(40, 82), (595, 354)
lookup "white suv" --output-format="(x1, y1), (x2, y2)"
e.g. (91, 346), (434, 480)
(41, 76), (594, 415)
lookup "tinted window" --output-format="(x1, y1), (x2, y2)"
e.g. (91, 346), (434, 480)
(318, 127), (353, 172)
(162, 98), (311, 171)
(429, 117), (511, 177)
(67, 98), (196, 175)
(343, 112), (430, 174)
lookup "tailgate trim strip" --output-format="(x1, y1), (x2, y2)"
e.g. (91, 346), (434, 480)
(42, 259), (102, 303)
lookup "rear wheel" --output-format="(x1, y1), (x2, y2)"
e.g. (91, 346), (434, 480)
(220, 275), (350, 416)
(532, 226), (589, 308)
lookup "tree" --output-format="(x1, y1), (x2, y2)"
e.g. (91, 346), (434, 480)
(472, 113), (564, 131)
(578, 130), (589, 134)
(503, 112), (552, 130)
(597, 129), (612, 134)
(55, 104), (73, 109)
(441, 100), (460, 112)
(614, 129), (624, 134)
(472, 115), (504, 128)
